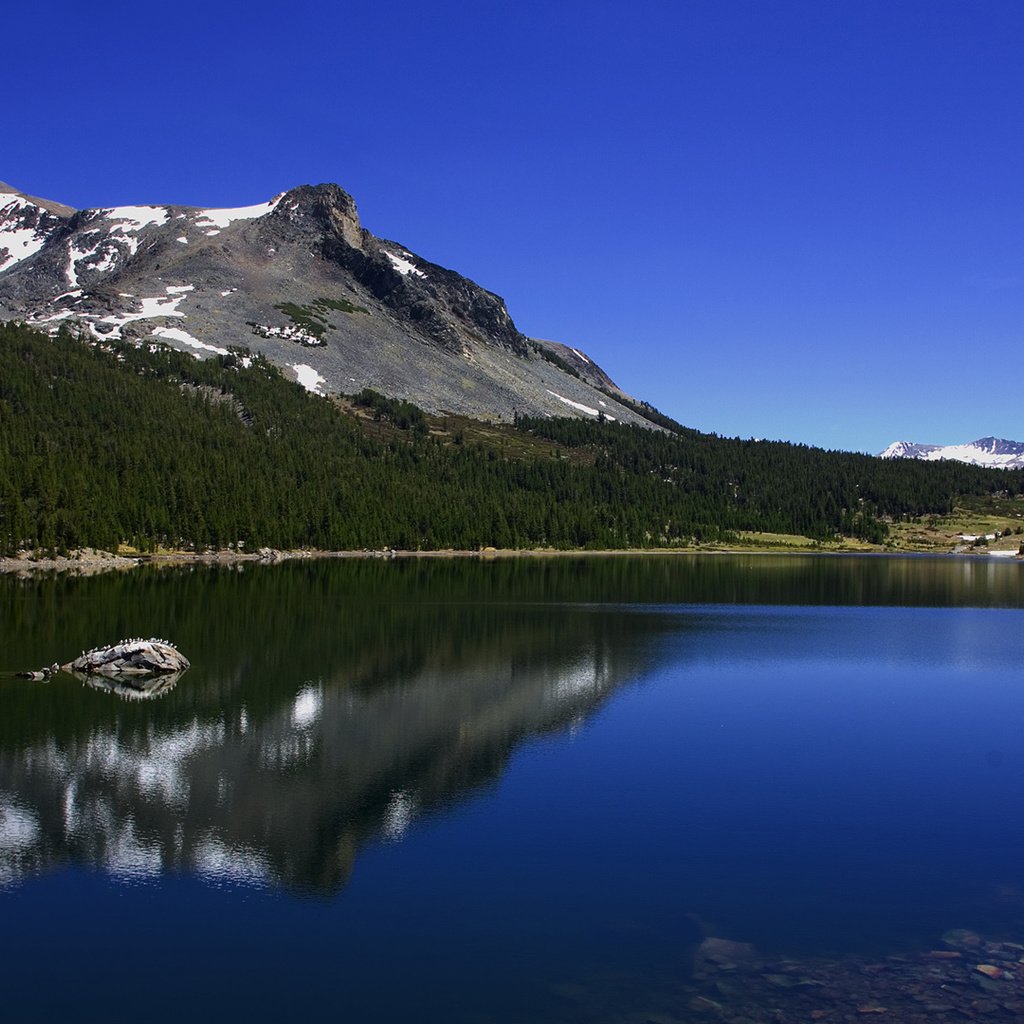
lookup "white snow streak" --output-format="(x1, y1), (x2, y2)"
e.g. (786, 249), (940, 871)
(546, 389), (616, 420)
(383, 250), (426, 277)
(152, 326), (229, 356)
(103, 205), (169, 232)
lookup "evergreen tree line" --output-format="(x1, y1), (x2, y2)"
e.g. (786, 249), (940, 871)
(515, 415), (1024, 542)
(0, 322), (1020, 554)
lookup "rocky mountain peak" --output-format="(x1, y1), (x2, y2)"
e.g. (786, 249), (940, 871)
(267, 183), (364, 250)
(0, 177), (665, 429)
(879, 436), (1024, 469)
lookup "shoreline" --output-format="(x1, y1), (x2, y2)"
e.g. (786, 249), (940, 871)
(2, 543), (1021, 576)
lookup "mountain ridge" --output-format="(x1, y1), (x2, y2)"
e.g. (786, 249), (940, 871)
(0, 180), (655, 428)
(879, 436), (1024, 469)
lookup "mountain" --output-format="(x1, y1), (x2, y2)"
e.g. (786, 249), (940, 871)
(0, 181), (656, 427)
(879, 437), (1024, 470)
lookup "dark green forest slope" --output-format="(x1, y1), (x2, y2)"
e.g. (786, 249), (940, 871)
(1, 322), (1020, 554)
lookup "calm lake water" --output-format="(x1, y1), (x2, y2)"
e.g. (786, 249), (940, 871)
(1, 554), (1022, 1022)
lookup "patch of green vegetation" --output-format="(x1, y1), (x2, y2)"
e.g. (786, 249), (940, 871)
(529, 340), (581, 379)
(885, 494), (1024, 551)
(273, 297), (369, 341)
(274, 302), (328, 339)
(313, 296), (368, 315)
(596, 388), (692, 434)
(351, 388), (428, 435)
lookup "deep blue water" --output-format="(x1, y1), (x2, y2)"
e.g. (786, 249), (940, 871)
(0, 556), (1022, 1022)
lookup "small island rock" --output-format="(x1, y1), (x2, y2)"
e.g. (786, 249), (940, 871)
(68, 638), (189, 677)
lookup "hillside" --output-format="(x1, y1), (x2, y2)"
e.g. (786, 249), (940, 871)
(2, 321), (1022, 557)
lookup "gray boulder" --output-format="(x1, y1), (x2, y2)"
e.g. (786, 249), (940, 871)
(67, 638), (190, 677)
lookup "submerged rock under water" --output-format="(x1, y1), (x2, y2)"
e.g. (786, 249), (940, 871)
(680, 930), (1024, 1023)
(549, 930), (1024, 1023)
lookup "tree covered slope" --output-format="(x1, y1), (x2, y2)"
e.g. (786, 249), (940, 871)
(1, 322), (1021, 555)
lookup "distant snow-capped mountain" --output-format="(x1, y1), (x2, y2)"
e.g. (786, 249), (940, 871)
(879, 437), (1024, 469)
(0, 179), (655, 427)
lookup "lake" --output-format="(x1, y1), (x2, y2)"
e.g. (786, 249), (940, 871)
(1, 554), (1023, 1022)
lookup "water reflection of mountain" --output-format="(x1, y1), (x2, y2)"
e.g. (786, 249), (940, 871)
(0, 561), (679, 893)
(1, 553), (1021, 895)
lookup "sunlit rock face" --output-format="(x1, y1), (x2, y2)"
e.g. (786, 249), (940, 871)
(0, 181), (654, 427)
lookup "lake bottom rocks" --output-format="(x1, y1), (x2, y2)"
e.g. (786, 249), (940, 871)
(676, 930), (1024, 1023)
(548, 929), (1024, 1023)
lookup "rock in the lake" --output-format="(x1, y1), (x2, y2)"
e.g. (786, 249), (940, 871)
(943, 927), (983, 948)
(976, 963), (1003, 978)
(696, 938), (757, 966)
(67, 638), (189, 677)
(16, 663), (60, 681)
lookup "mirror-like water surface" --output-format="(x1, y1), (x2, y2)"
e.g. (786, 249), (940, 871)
(1, 555), (1022, 1022)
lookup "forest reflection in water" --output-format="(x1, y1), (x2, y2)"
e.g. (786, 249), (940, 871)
(0, 554), (1022, 1023)
(0, 557), (689, 892)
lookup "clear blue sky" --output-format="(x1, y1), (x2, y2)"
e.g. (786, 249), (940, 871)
(8, 1), (1023, 453)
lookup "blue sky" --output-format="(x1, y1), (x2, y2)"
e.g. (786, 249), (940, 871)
(8, 1), (1023, 453)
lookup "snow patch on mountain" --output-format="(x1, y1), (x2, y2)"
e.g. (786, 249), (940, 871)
(0, 194), (51, 271)
(878, 441), (941, 460)
(107, 294), (187, 322)
(65, 206), (171, 283)
(547, 389), (616, 421)
(153, 326), (228, 357)
(102, 205), (170, 233)
(84, 293), (191, 340)
(196, 197), (282, 230)
(67, 237), (106, 286)
(383, 250), (426, 278)
(292, 364), (326, 394)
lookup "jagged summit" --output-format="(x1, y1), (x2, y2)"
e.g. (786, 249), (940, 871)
(0, 181), (655, 427)
(879, 436), (1024, 469)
